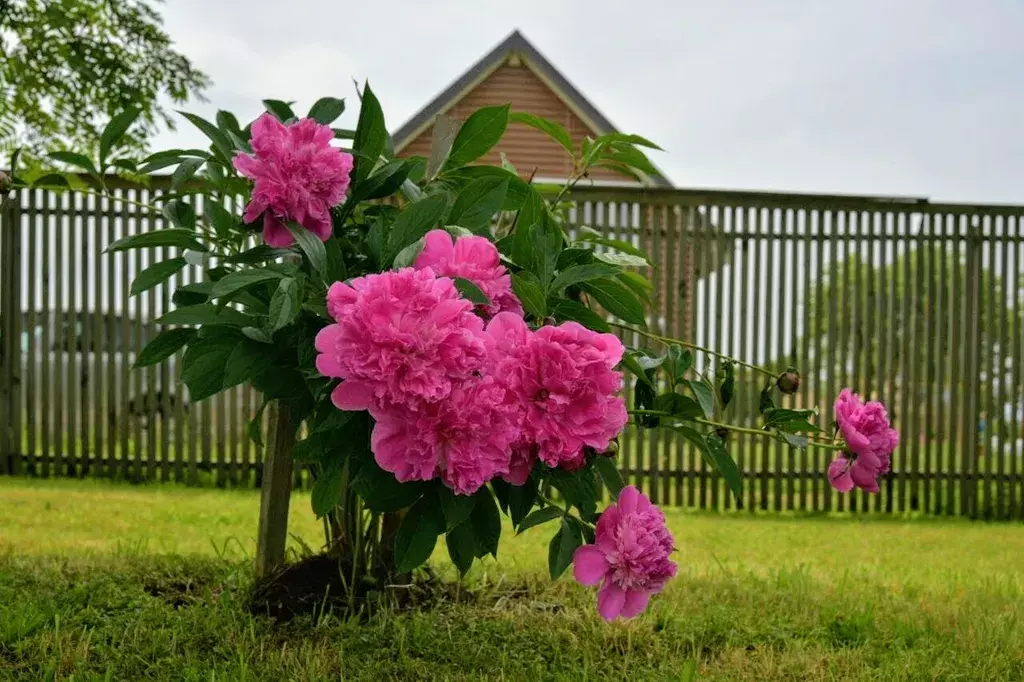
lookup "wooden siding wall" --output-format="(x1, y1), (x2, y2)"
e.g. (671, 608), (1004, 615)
(399, 61), (623, 182)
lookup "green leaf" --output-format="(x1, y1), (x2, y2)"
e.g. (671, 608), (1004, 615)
(604, 132), (663, 150)
(210, 269), (283, 300)
(511, 188), (549, 274)
(386, 193), (449, 264)
(170, 157), (204, 191)
(172, 282), (212, 307)
(687, 380), (715, 419)
(452, 277), (491, 306)
(324, 237), (347, 283)
(655, 393), (704, 420)
(106, 228), (206, 254)
(780, 432), (810, 449)
(574, 229), (651, 264)
(225, 245), (293, 265)
(602, 144), (660, 176)
(352, 83), (387, 184)
(469, 489), (502, 558)
(262, 99), (296, 122)
(352, 461), (424, 513)
(706, 434), (743, 499)
(449, 177), (509, 232)
(216, 110), (242, 134)
(680, 659), (698, 682)
(353, 160), (412, 201)
(162, 199), (197, 230)
(47, 151), (98, 175)
(719, 362), (735, 409)
(551, 300), (609, 332)
(247, 399), (268, 447)
(439, 487), (476, 531)
(594, 251), (650, 268)
(549, 264), (620, 293)
(582, 278), (646, 325)
(516, 507), (563, 535)
(203, 201), (238, 240)
(135, 328), (195, 368)
(224, 339), (274, 388)
(156, 304), (256, 328)
(311, 463), (345, 517)
(181, 335), (239, 402)
(288, 224), (328, 280)
(762, 407), (820, 428)
(99, 108), (141, 164)
(307, 97), (346, 125)
(443, 166), (528, 210)
(242, 327), (272, 343)
(31, 173), (70, 188)
(508, 478), (538, 528)
(617, 271), (654, 305)
(446, 522), (478, 576)
(269, 278), (300, 331)
(394, 493), (445, 573)
(509, 112), (574, 154)
(511, 272), (547, 319)
(620, 352), (654, 388)
(130, 257), (187, 297)
(548, 518), (582, 580)
(759, 386), (775, 414)
(392, 238), (424, 269)
(594, 457), (625, 497)
(550, 467), (598, 518)
(443, 105), (510, 170)
(179, 111), (235, 163)
(668, 345), (693, 385)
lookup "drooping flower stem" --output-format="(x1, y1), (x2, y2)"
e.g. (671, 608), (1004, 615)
(627, 410), (847, 452)
(609, 322), (777, 380)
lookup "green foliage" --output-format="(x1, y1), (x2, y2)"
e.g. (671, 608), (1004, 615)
(0, 0), (209, 154)
(61, 93), (793, 589)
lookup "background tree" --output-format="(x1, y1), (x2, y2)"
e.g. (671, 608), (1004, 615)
(793, 244), (1023, 437)
(0, 0), (209, 155)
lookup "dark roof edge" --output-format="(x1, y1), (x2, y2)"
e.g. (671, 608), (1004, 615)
(391, 29), (673, 187)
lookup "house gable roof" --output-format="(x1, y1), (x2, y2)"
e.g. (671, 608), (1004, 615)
(392, 30), (672, 187)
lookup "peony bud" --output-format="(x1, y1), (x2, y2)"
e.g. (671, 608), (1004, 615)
(777, 370), (801, 395)
(0, 171), (10, 194)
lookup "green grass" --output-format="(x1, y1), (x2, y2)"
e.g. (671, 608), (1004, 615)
(3, 478), (1024, 680)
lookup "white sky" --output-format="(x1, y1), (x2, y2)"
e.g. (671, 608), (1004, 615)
(153, 0), (1024, 205)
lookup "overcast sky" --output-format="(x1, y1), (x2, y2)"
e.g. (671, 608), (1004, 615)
(155, 0), (1024, 204)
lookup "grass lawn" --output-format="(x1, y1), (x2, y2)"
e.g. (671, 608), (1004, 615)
(2, 478), (1024, 680)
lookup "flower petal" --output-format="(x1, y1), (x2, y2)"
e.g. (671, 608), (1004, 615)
(262, 213), (294, 247)
(330, 380), (375, 412)
(572, 545), (608, 587)
(620, 589), (652, 619)
(597, 581), (627, 621)
(827, 456), (855, 493)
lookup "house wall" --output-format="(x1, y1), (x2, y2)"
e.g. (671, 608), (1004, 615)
(397, 61), (623, 183)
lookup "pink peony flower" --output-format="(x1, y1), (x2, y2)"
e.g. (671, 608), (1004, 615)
(827, 453), (890, 494)
(573, 485), (677, 621)
(233, 113), (353, 248)
(828, 389), (898, 493)
(371, 377), (519, 495)
(486, 312), (628, 470)
(315, 268), (490, 415)
(414, 229), (523, 318)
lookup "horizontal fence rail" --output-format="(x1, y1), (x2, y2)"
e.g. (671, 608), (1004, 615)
(1, 181), (1022, 518)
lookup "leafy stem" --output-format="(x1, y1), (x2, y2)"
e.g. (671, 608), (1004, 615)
(610, 322), (777, 380)
(627, 410), (847, 452)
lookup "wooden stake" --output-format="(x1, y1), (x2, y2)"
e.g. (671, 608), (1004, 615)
(255, 401), (295, 577)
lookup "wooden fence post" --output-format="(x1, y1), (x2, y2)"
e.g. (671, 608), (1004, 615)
(0, 192), (21, 475)
(255, 401), (295, 577)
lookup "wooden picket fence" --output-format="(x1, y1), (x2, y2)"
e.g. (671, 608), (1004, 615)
(1, 181), (1023, 518)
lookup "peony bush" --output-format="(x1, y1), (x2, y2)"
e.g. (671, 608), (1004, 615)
(7, 88), (900, 621)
